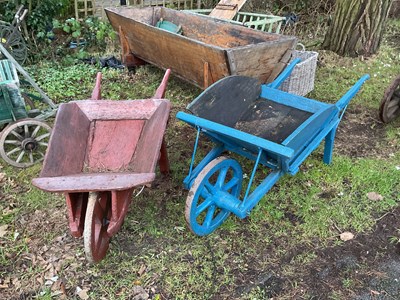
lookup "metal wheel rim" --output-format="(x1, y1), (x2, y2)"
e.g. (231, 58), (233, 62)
(0, 119), (52, 168)
(379, 75), (400, 123)
(185, 156), (243, 236)
(0, 24), (27, 65)
(83, 191), (112, 263)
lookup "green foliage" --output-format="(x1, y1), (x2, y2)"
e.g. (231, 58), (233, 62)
(0, 0), (70, 38)
(52, 17), (117, 51)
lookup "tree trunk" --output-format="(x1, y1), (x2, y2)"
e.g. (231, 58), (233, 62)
(322, 0), (393, 57)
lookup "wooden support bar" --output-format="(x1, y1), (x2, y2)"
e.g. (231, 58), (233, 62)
(0, 43), (56, 108)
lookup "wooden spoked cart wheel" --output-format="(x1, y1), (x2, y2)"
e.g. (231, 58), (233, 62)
(84, 191), (112, 263)
(0, 24), (27, 65)
(379, 75), (400, 123)
(185, 156), (243, 236)
(0, 119), (51, 167)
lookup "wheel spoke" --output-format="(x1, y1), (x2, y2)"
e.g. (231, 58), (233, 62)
(204, 205), (216, 227)
(195, 198), (213, 217)
(29, 152), (34, 163)
(223, 177), (240, 191)
(4, 139), (20, 145)
(35, 132), (50, 142)
(6, 146), (21, 156)
(31, 125), (41, 138)
(387, 98), (399, 108)
(200, 188), (211, 199)
(15, 150), (25, 163)
(387, 106), (399, 117)
(204, 182), (215, 194)
(93, 200), (106, 223)
(24, 124), (29, 138)
(38, 142), (48, 147)
(11, 130), (24, 140)
(216, 166), (229, 187)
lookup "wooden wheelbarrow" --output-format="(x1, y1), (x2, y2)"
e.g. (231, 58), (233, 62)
(32, 70), (171, 263)
(177, 59), (369, 236)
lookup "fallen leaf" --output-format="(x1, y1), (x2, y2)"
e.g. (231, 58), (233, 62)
(340, 232), (354, 241)
(76, 287), (89, 300)
(0, 225), (8, 238)
(367, 192), (383, 201)
(370, 290), (380, 295)
(0, 173), (5, 181)
(138, 264), (146, 276)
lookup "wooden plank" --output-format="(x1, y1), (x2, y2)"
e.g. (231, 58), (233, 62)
(132, 100), (170, 173)
(74, 99), (159, 121)
(209, 0), (248, 20)
(86, 119), (145, 171)
(227, 38), (296, 83)
(40, 103), (90, 177)
(32, 173), (155, 192)
(0, 43), (56, 108)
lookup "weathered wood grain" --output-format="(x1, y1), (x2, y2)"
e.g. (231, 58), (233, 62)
(86, 120), (145, 171)
(40, 103), (90, 177)
(105, 7), (296, 88)
(132, 101), (171, 173)
(209, 0), (248, 20)
(32, 172), (155, 192)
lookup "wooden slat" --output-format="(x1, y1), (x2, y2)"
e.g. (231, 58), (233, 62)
(32, 173), (155, 192)
(209, 0), (248, 20)
(86, 119), (145, 171)
(132, 100), (171, 173)
(226, 38), (296, 83)
(40, 103), (90, 177)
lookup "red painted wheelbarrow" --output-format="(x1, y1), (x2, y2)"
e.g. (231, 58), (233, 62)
(32, 70), (171, 263)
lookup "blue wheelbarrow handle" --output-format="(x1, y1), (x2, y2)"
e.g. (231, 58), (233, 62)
(335, 74), (370, 111)
(267, 57), (302, 89)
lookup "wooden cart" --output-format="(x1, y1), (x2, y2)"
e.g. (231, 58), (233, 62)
(32, 70), (171, 263)
(177, 59), (369, 236)
(105, 6), (296, 89)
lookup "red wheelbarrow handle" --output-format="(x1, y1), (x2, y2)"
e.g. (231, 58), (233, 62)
(153, 69), (171, 99)
(91, 72), (102, 100)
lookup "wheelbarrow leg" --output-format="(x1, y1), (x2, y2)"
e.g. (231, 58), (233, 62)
(65, 192), (89, 238)
(323, 126), (338, 165)
(158, 138), (170, 175)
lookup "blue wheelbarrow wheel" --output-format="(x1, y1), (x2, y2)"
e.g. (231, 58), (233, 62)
(185, 156), (243, 236)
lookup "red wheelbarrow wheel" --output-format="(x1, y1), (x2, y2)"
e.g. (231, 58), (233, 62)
(379, 75), (400, 123)
(84, 191), (112, 263)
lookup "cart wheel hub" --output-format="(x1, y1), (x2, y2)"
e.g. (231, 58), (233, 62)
(22, 138), (37, 151)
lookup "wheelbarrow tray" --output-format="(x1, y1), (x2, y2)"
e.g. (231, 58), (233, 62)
(105, 6), (296, 89)
(32, 98), (170, 191)
(177, 72), (369, 176)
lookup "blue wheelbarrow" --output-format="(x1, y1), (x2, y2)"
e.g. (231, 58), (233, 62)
(176, 59), (369, 236)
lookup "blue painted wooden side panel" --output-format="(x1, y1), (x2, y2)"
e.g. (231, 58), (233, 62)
(261, 87), (329, 113)
(283, 105), (338, 151)
(176, 111), (295, 159)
